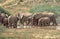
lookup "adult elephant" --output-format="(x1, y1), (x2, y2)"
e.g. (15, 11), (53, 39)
(0, 13), (8, 24)
(33, 12), (57, 26)
(8, 15), (19, 28)
(38, 17), (50, 26)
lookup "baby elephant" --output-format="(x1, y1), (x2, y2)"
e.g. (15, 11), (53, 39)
(38, 17), (50, 26)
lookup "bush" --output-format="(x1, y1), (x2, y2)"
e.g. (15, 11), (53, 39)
(0, 6), (11, 16)
(29, 4), (60, 17)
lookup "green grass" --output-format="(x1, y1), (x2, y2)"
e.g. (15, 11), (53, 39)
(29, 4), (60, 23)
(0, 24), (6, 34)
(0, 37), (15, 39)
(29, 4), (60, 16)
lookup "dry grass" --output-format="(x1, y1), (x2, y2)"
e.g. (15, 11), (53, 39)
(0, 26), (60, 39)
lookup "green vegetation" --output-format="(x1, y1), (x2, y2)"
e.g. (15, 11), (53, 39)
(0, 37), (20, 39)
(0, 6), (11, 16)
(0, 24), (6, 35)
(29, 4), (60, 23)
(0, 0), (6, 3)
(29, 4), (60, 16)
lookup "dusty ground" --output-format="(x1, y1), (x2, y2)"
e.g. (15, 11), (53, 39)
(0, 26), (60, 39)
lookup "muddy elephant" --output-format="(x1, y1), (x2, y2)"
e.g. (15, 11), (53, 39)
(17, 12), (33, 26)
(20, 15), (33, 26)
(33, 12), (57, 26)
(8, 15), (19, 28)
(38, 17), (50, 26)
(0, 13), (8, 24)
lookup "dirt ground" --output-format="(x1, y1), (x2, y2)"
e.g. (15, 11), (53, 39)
(0, 26), (60, 39)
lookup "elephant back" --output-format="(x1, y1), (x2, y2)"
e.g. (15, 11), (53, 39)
(34, 12), (55, 19)
(33, 13), (42, 19)
(8, 15), (18, 24)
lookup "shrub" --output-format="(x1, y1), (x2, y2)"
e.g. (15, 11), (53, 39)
(0, 6), (11, 16)
(29, 4), (60, 17)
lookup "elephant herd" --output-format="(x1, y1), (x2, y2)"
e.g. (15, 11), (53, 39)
(0, 11), (57, 28)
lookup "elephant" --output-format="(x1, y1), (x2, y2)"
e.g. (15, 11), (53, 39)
(8, 15), (19, 28)
(0, 13), (8, 24)
(33, 12), (57, 26)
(38, 17), (50, 26)
(17, 12), (33, 26)
(20, 15), (33, 26)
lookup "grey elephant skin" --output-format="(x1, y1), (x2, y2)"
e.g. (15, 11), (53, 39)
(8, 15), (18, 28)
(33, 12), (57, 26)
(38, 17), (50, 26)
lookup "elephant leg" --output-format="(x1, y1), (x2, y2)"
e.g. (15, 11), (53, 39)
(33, 20), (35, 26)
(51, 17), (57, 26)
(47, 22), (50, 26)
(37, 19), (38, 26)
(41, 22), (43, 26)
(40, 23), (42, 26)
(25, 20), (28, 26)
(54, 19), (57, 26)
(8, 23), (12, 28)
(46, 23), (48, 26)
(46, 22), (48, 26)
(52, 19), (57, 26)
(30, 20), (33, 26)
(6, 25), (9, 28)
(43, 22), (45, 26)
(3, 23), (8, 28)
(33, 19), (36, 26)
(38, 21), (41, 26)
(39, 23), (41, 26)
(27, 19), (32, 26)
(45, 22), (48, 26)
(44, 22), (46, 26)
(13, 23), (17, 28)
(44, 23), (46, 26)
(3, 23), (6, 26)
(34, 19), (38, 26)
(20, 20), (25, 26)
(5, 23), (9, 28)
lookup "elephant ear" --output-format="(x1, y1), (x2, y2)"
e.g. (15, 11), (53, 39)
(20, 13), (24, 19)
(17, 13), (24, 19)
